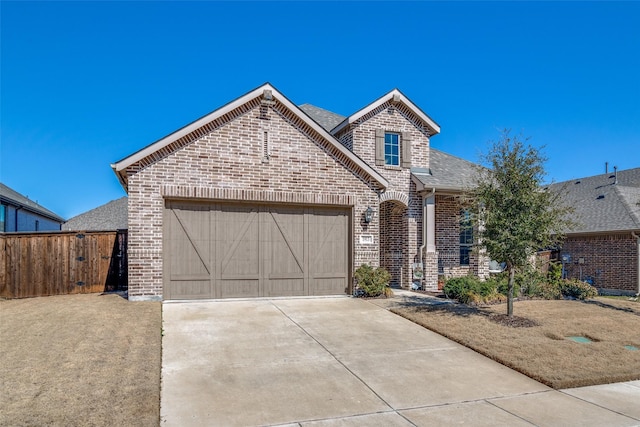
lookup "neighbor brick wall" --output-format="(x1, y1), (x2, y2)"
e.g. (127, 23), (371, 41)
(561, 233), (639, 294)
(125, 99), (381, 300)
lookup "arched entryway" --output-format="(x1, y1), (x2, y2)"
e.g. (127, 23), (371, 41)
(379, 199), (409, 287)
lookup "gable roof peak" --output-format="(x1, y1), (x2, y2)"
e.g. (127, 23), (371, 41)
(112, 83), (389, 192)
(331, 88), (441, 137)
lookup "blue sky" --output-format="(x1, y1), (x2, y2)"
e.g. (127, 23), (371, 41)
(1, 1), (638, 219)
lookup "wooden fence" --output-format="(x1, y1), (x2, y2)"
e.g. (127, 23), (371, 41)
(0, 230), (128, 299)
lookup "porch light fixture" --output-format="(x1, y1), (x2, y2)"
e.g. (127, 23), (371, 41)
(364, 206), (375, 223)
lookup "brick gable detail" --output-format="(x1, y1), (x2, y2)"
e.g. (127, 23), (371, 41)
(126, 102), (380, 299)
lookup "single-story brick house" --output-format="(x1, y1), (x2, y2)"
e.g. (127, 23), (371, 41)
(112, 83), (488, 301)
(550, 167), (640, 296)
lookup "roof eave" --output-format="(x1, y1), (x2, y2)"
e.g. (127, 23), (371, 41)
(331, 89), (441, 136)
(111, 83), (389, 192)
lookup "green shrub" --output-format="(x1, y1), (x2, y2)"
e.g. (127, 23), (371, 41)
(548, 262), (562, 284)
(444, 275), (498, 303)
(444, 276), (480, 300)
(532, 281), (563, 300)
(354, 264), (391, 297)
(560, 279), (598, 300)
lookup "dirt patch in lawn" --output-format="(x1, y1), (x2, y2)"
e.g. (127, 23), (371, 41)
(0, 293), (161, 426)
(391, 297), (640, 389)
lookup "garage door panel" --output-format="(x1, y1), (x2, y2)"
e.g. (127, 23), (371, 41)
(312, 278), (347, 296)
(265, 279), (305, 297)
(165, 202), (350, 300)
(219, 280), (260, 299)
(266, 209), (305, 279)
(166, 202), (212, 299)
(309, 209), (348, 295)
(169, 280), (212, 300)
(219, 207), (259, 278)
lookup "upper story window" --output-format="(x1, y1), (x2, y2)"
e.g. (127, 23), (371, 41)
(384, 133), (400, 166)
(375, 129), (411, 168)
(459, 209), (473, 266)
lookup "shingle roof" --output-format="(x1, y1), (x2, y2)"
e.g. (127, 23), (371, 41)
(549, 168), (640, 234)
(298, 104), (346, 132)
(63, 197), (128, 231)
(0, 182), (65, 222)
(411, 149), (479, 192)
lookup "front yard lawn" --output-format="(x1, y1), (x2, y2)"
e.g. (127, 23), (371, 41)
(392, 297), (640, 389)
(0, 293), (161, 426)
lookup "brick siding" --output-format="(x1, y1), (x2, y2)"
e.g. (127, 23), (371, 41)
(124, 93), (487, 299)
(561, 233), (639, 294)
(125, 100), (380, 299)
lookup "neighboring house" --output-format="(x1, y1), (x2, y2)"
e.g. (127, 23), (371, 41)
(112, 83), (488, 301)
(63, 197), (128, 231)
(550, 167), (640, 295)
(0, 183), (65, 232)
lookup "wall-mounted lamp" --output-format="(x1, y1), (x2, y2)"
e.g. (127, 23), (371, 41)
(364, 206), (375, 223)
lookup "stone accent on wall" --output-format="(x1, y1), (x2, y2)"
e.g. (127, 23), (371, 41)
(561, 233), (639, 294)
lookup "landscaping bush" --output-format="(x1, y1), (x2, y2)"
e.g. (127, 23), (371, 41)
(444, 275), (499, 304)
(354, 264), (391, 297)
(560, 279), (598, 300)
(532, 281), (562, 300)
(443, 276), (482, 300)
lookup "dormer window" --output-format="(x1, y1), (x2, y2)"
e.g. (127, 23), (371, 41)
(384, 133), (400, 166)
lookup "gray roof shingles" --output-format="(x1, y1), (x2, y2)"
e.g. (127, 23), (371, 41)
(549, 168), (640, 234)
(63, 197), (128, 231)
(411, 148), (479, 191)
(298, 104), (346, 132)
(0, 182), (65, 222)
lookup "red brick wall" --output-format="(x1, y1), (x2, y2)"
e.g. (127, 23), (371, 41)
(561, 234), (639, 294)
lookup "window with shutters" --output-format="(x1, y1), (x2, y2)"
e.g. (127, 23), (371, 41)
(375, 129), (411, 168)
(384, 133), (400, 166)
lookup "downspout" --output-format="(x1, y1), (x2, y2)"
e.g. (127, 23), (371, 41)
(632, 232), (640, 295)
(419, 188), (436, 284)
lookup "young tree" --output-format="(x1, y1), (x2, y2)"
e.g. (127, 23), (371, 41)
(470, 130), (572, 317)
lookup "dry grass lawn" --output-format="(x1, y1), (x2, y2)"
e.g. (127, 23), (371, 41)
(0, 293), (161, 427)
(392, 297), (640, 389)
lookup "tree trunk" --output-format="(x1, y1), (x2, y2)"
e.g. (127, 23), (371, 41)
(507, 267), (515, 317)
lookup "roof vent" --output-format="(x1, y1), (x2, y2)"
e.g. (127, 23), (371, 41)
(597, 194), (605, 200)
(575, 180), (581, 184)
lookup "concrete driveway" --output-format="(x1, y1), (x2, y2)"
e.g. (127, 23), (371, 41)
(161, 295), (640, 426)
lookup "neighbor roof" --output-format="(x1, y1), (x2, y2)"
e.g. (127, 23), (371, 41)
(63, 197), (128, 231)
(0, 183), (65, 222)
(549, 167), (640, 234)
(298, 104), (346, 132)
(411, 149), (479, 193)
(112, 83), (389, 191)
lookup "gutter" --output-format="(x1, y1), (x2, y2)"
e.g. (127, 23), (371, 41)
(633, 231), (640, 295)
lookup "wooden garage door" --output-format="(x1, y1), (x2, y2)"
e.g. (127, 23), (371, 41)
(164, 201), (350, 300)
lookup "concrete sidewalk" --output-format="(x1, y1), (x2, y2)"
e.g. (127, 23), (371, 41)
(161, 295), (640, 426)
